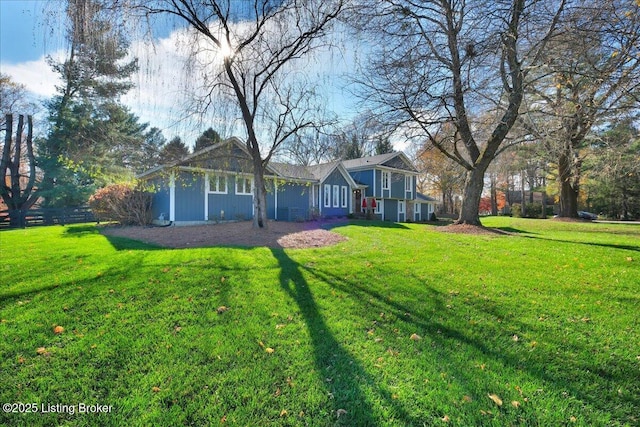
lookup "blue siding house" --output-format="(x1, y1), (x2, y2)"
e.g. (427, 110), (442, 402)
(342, 152), (423, 222)
(139, 137), (436, 224)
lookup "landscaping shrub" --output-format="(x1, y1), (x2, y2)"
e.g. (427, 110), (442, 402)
(511, 203), (523, 217)
(511, 202), (549, 218)
(526, 202), (544, 218)
(89, 183), (152, 225)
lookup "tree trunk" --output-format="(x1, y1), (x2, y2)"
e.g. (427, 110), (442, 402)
(1, 114), (39, 227)
(541, 175), (547, 218)
(251, 160), (269, 229)
(558, 151), (579, 217)
(520, 170), (527, 218)
(490, 175), (498, 216)
(456, 168), (485, 226)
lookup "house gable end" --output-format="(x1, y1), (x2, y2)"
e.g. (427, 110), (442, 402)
(381, 152), (418, 173)
(183, 142), (254, 174)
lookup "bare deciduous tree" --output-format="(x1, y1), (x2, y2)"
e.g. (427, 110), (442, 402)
(520, 0), (640, 217)
(139, 0), (346, 228)
(1, 114), (39, 228)
(353, 0), (565, 225)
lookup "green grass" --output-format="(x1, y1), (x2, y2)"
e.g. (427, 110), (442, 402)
(1, 217), (638, 426)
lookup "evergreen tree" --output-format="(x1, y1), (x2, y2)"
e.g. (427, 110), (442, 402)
(38, 0), (138, 207)
(160, 137), (190, 164)
(194, 127), (222, 152)
(375, 137), (394, 155)
(135, 127), (166, 172)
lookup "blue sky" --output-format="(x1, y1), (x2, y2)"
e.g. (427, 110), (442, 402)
(0, 1), (53, 64)
(0, 0), (219, 143)
(0, 1), (365, 151)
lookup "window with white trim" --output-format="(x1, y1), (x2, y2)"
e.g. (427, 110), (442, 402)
(341, 186), (348, 208)
(405, 175), (413, 196)
(209, 174), (227, 194)
(236, 176), (252, 195)
(382, 171), (390, 191)
(324, 184), (331, 207)
(333, 185), (340, 207)
(398, 200), (405, 214)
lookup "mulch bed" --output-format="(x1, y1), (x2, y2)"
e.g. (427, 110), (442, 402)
(99, 220), (348, 249)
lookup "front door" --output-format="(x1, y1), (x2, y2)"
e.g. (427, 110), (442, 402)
(354, 189), (362, 214)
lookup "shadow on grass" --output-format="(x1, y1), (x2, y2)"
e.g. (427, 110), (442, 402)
(492, 226), (539, 235)
(0, 283), (63, 304)
(62, 224), (101, 236)
(101, 234), (164, 251)
(323, 219), (411, 231)
(520, 235), (640, 252)
(270, 248), (415, 425)
(305, 266), (639, 424)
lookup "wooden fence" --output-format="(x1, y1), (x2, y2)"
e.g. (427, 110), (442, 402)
(0, 207), (96, 230)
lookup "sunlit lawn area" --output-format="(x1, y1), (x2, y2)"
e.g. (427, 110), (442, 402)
(1, 217), (638, 426)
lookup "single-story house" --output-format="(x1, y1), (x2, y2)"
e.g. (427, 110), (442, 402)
(138, 137), (438, 224)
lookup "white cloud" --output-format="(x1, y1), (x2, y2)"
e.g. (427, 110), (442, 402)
(2, 15), (363, 149)
(1, 54), (62, 99)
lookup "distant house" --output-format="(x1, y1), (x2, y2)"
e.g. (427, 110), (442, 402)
(138, 137), (438, 224)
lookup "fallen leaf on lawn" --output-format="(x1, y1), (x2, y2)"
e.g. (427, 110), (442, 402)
(258, 341), (265, 348)
(174, 326), (182, 332)
(570, 416), (577, 422)
(280, 409), (288, 417)
(336, 409), (347, 418)
(442, 415), (450, 422)
(462, 395), (472, 402)
(275, 324), (286, 329)
(410, 333), (422, 341)
(512, 334), (519, 342)
(220, 415), (227, 423)
(152, 386), (161, 393)
(36, 347), (48, 355)
(53, 325), (64, 334)
(18, 356), (25, 363)
(626, 257), (633, 262)
(511, 400), (521, 408)
(488, 394), (503, 406)
(217, 306), (229, 314)
(265, 347), (275, 354)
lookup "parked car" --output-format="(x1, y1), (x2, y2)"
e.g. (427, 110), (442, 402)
(578, 211), (598, 220)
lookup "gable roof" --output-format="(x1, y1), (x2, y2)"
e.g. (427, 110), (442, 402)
(342, 151), (417, 173)
(139, 135), (417, 184)
(309, 161), (359, 188)
(138, 137), (280, 178)
(268, 163), (315, 181)
(269, 160), (359, 188)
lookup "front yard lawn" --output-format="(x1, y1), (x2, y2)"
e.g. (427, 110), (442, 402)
(1, 217), (638, 426)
